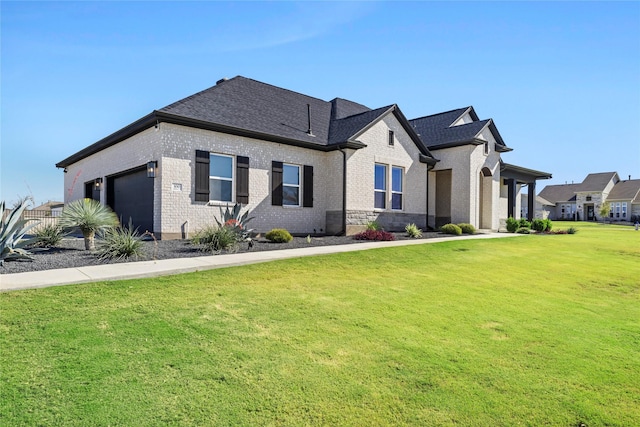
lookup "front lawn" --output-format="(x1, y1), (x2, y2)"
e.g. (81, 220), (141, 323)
(1, 222), (639, 426)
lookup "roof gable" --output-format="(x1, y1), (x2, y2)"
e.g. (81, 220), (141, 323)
(575, 172), (619, 192)
(409, 106), (508, 151)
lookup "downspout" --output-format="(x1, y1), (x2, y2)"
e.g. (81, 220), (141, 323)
(338, 145), (347, 236)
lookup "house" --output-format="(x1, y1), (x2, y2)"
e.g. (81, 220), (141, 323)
(521, 194), (553, 220)
(538, 172), (640, 222)
(410, 107), (551, 229)
(32, 201), (65, 217)
(605, 178), (640, 221)
(538, 183), (579, 220)
(56, 76), (551, 239)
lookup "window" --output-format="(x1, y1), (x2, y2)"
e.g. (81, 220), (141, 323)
(388, 130), (394, 146)
(622, 202), (627, 218)
(391, 166), (403, 210)
(272, 162), (313, 207)
(615, 202), (621, 218)
(283, 164), (300, 206)
(484, 141), (489, 155)
(586, 196), (592, 201)
(374, 164), (387, 209)
(209, 154), (233, 202)
(195, 151), (249, 203)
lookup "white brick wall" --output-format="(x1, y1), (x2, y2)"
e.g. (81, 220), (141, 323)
(345, 115), (428, 215)
(62, 115), (512, 237)
(430, 129), (502, 230)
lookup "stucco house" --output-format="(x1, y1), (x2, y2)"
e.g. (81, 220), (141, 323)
(539, 172), (640, 222)
(56, 76), (550, 238)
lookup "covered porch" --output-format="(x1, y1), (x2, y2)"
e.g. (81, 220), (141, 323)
(501, 162), (552, 221)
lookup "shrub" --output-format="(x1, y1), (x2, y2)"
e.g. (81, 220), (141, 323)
(58, 199), (119, 250)
(192, 225), (239, 253)
(531, 219), (546, 232)
(1, 200), (40, 265)
(405, 223), (422, 238)
(96, 224), (144, 261)
(33, 224), (66, 248)
(265, 228), (293, 243)
(215, 203), (254, 243)
(440, 223), (462, 236)
(567, 227), (578, 235)
(518, 218), (531, 229)
(457, 223), (476, 234)
(506, 217), (519, 233)
(352, 230), (395, 241)
(544, 219), (553, 232)
(366, 221), (381, 231)
(516, 227), (530, 234)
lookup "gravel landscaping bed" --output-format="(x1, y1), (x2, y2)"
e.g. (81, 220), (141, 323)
(1, 231), (446, 275)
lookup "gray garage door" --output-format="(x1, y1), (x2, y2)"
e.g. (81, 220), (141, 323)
(107, 167), (154, 234)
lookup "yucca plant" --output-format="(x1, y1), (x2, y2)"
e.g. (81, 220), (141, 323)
(405, 223), (422, 238)
(33, 223), (66, 248)
(1, 200), (40, 265)
(58, 198), (119, 250)
(96, 222), (144, 261)
(191, 225), (240, 253)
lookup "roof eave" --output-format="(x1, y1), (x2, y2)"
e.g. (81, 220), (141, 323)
(56, 112), (158, 168)
(56, 110), (350, 168)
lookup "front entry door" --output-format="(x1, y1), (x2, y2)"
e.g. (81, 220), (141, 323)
(586, 205), (595, 221)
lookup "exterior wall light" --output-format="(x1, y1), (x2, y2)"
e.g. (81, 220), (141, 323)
(94, 177), (103, 190)
(147, 161), (158, 178)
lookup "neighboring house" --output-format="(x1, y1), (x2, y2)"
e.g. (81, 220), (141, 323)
(56, 76), (551, 238)
(32, 201), (65, 217)
(538, 183), (579, 220)
(539, 172), (639, 222)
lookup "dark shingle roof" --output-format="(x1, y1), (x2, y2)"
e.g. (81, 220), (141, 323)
(57, 76), (437, 168)
(575, 172), (619, 192)
(160, 76), (333, 146)
(607, 179), (640, 202)
(328, 105), (394, 145)
(538, 184), (580, 204)
(409, 106), (508, 150)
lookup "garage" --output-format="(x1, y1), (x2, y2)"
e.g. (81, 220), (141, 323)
(106, 166), (154, 234)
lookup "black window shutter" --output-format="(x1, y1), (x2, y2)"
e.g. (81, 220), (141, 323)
(195, 150), (210, 202)
(272, 161), (283, 206)
(236, 156), (249, 204)
(303, 165), (313, 207)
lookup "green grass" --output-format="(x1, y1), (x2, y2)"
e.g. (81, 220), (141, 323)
(2, 221), (639, 426)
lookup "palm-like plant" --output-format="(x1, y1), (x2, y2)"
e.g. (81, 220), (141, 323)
(58, 199), (119, 250)
(1, 200), (40, 265)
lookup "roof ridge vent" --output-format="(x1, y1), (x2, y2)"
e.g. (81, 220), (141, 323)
(216, 77), (228, 85)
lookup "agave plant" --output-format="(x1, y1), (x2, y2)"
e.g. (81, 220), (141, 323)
(1, 200), (40, 265)
(58, 198), (119, 250)
(214, 203), (255, 242)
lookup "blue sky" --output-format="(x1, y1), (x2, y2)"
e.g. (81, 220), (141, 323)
(2, 1), (639, 206)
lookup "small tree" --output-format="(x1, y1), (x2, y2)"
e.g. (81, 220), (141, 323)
(58, 199), (119, 250)
(599, 202), (610, 224)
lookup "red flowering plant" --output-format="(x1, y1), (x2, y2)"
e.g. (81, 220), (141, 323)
(214, 203), (255, 246)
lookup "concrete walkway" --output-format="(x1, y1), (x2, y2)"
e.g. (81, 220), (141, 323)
(1, 232), (518, 292)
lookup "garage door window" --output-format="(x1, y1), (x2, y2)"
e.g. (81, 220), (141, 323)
(210, 154), (233, 202)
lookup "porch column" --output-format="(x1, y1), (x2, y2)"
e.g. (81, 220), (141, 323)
(527, 181), (536, 221)
(506, 179), (516, 218)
